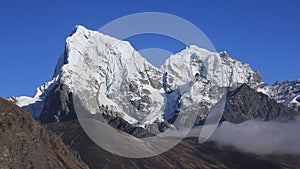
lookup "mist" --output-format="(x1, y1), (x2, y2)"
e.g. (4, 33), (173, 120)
(210, 116), (300, 155)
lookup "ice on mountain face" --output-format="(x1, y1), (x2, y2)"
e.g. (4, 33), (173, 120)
(9, 25), (271, 126)
(54, 25), (168, 125)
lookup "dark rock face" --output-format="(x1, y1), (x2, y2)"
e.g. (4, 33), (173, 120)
(223, 84), (298, 123)
(103, 115), (155, 138)
(38, 83), (298, 138)
(45, 120), (300, 169)
(37, 82), (171, 135)
(39, 83), (77, 123)
(0, 98), (88, 169)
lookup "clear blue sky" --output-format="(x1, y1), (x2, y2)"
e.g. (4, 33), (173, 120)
(1, 0), (299, 98)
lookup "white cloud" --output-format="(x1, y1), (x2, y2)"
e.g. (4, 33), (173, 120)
(210, 116), (300, 155)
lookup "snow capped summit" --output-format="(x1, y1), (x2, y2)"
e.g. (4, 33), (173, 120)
(161, 45), (263, 88)
(9, 25), (296, 127)
(11, 25), (166, 125)
(60, 25), (166, 124)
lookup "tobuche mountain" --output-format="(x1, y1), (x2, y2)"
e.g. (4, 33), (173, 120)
(8, 25), (298, 130)
(5, 25), (300, 169)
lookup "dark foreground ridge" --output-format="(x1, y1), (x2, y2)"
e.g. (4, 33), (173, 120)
(0, 97), (88, 169)
(46, 120), (300, 169)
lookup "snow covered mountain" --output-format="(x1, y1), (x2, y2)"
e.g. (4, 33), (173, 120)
(258, 79), (300, 112)
(8, 25), (298, 127)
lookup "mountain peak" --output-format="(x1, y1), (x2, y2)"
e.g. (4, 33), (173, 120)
(69, 25), (90, 37)
(9, 26), (292, 127)
(162, 44), (263, 88)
